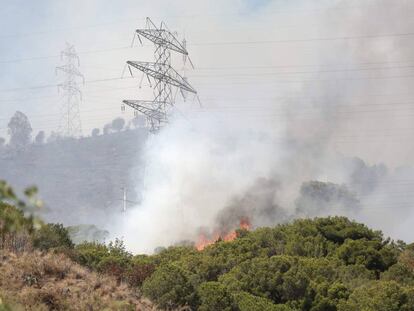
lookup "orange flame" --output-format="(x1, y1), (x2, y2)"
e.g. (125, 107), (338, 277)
(195, 233), (217, 251)
(240, 217), (251, 230)
(195, 218), (251, 251)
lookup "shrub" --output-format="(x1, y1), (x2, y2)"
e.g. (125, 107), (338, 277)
(335, 239), (387, 272)
(32, 223), (74, 251)
(97, 256), (129, 282)
(198, 281), (234, 311)
(0, 181), (41, 252)
(125, 261), (156, 287)
(74, 242), (110, 269)
(233, 291), (292, 311)
(337, 281), (414, 311)
(0, 202), (34, 251)
(142, 263), (197, 309)
(381, 263), (414, 286)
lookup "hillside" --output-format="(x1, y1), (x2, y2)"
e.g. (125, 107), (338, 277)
(0, 128), (147, 227)
(1, 182), (414, 310)
(137, 217), (414, 311)
(0, 251), (157, 311)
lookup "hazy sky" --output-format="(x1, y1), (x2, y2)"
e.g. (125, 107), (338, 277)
(1, 0), (414, 167)
(0, 0), (278, 136)
(3, 0), (414, 251)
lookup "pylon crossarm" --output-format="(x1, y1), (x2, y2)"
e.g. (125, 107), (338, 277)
(127, 61), (197, 94)
(61, 51), (78, 59)
(56, 66), (84, 79)
(58, 83), (81, 94)
(123, 100), (168, 122)
(122, 18), (197, 133)
(136, 29), (188, 55)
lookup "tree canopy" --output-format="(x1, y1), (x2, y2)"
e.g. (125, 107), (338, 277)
(7, 111), (32, 149)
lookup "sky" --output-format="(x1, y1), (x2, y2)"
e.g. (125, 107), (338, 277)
(1, 0), (414, 166)
(2, 0), (414, 251)
(0, 0), (279, 137)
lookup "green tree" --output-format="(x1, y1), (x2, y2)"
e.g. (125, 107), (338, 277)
(34, 130), (45, 145)
(336, 239), (388, 272)
(111, 117), (125, 132)
(198, 282), (234, 311)
(0, 202), (34, 250)
(381, 263), (414, 286)
(220, 256), (305, 304)
(338, 281), (414, 311)
(32, 223), (74, 251)
(399, 244), (414, 271)
(7, 111), (32, 149)
(74, 242), (110, 269)
(0, 181), (41, 251)
(233, 292), (292, 311)
(142, 263), (197, 309)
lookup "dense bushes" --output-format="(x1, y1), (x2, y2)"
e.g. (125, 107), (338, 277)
(139, 217), (413, 310)
(338, 281), (414, 311)
(73, 239), (155, 287)
(61, 216), (414, 310)
(2, 180), (414, 310)
(142, 263), (197, 309)
(198, 282), (235, 311)
(0, 181), (39, 252)
(0, 201), (73, 253)
(32, 223), (74, 251)
(0, 202), (34, 251)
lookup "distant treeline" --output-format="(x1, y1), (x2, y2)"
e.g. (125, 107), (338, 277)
(0, 111), (148, 227)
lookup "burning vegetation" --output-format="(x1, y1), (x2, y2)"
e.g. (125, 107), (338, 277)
(196, 217), (251, 251)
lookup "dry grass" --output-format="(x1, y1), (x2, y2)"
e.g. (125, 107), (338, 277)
(0, 250), (159, 310)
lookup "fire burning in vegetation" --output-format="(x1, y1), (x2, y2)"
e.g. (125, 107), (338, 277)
(195, 217), (251, 251)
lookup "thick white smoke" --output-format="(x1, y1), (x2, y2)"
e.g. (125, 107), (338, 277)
(113, 111), (290, 253)
(3, 0), (414, 251)
(110, 0), (414, 253)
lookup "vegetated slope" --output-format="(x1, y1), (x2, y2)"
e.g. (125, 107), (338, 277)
(0, 194), (156, 310)
(0, 128), (147, 226)
(132, 217), (414, 311)
(0, 250), (157, 311)
(2, 181), (414, 310)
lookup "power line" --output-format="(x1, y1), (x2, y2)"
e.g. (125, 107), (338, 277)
(190, 72), (414, 86)
(4, 85), (413, 102)
(3, 29), (414, 65)
(0, 76), (132, 92)
(195, 60), (414, 70)
(6, 96), (414, 124)
(5, 106), (414, 137)
(0, 45), (135, 64)
(190, 64), (414, 77)
(2, 69), (414, 94)
(0, 19), (142, 39)
(190, 31), (414, 47)
(0, 2), (388, 39)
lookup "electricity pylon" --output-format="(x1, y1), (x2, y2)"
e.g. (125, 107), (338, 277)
(56, 43), (84, 137)
(122, 18), (197, 132)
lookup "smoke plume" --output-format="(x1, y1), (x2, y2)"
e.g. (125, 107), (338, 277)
(108, 0), (414, 253)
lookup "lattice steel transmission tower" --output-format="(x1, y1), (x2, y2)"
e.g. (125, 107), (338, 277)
(56, 43), (84, 137)
(122, 18), (197, 132)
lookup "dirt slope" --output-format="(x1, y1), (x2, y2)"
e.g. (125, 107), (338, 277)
(0, 251), (158, 310)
